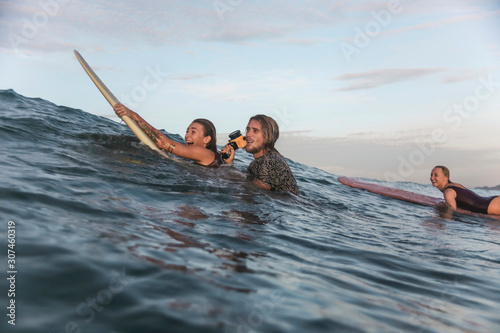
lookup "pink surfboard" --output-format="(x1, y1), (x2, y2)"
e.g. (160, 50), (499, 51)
(338, 177), (442, 206)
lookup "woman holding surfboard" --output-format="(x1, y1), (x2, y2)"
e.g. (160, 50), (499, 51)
(430, 166), (500, 215)
(114, 103), (222, 167)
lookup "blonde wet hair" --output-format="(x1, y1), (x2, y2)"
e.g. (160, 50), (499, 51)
(434, 165), (451, 183)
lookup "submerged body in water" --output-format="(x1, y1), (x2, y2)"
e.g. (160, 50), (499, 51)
(1, 89), (500, 333)
(430, 166), (500, 215)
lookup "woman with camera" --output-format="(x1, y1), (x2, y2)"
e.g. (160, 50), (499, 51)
(113, 103), (222, 167)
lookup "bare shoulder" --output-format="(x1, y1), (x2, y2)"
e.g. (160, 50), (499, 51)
(443, 187), (457, 198)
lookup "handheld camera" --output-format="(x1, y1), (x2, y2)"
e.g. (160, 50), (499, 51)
(221, 130), (246, 159)
(227, 130), (247, 150)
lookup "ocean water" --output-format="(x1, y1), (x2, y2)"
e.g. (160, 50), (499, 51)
(1, 89), (500, 333)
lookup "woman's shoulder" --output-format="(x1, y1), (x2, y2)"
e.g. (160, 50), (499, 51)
(198, 149), (220, 167)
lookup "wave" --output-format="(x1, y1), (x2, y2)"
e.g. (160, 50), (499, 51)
(2, 89), (500, 333)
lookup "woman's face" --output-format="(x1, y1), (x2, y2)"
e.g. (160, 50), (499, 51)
(185, 122), (209, 147)
(430, 167), (448, 189)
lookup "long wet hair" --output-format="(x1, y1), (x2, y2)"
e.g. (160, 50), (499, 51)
(249, 114), (280, 154)
(192, 118), (217, 154)
(434, 165), (451, 184)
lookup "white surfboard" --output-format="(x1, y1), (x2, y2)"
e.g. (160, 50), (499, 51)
(74, 50), (168, 158)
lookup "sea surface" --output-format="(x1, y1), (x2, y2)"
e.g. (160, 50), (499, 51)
(1, 89), (500, 333)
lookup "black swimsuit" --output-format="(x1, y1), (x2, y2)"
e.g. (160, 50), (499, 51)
(446, 185), (496, 214)
(206, 152), (223, 168)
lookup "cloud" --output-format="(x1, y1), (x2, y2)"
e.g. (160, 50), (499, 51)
(172, 73), (216, 81)
(382, 9), (500, 36)
(275, 130), (500, 186)
(3, 0), (498, 55)
(1, 0), (213, 52)
(279, 37), (333, 46)
(334, 68), (446, 91)
(0, 0), (355, 53)
(167, 68), (308, 102)
(441, 69), (488, 84)
(202, 23), (292, 43)
(202, 1), (369, 44)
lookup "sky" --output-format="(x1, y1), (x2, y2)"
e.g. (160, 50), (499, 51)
(1, 0), (500, 187)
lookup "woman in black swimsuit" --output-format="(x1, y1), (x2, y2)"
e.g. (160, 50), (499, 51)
(430, 165), (500, 215)
(114, 103), (222, 167)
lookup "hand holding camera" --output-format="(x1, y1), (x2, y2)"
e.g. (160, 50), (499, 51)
(221, 130), (246, 161)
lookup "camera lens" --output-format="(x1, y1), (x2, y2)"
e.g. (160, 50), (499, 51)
(228, 130), (241, 140)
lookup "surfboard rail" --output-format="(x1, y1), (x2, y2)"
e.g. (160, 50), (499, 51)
(338, 176), (442, 206)
(74, 50), (168, 158)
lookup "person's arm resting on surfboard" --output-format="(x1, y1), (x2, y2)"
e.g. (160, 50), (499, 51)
(113, 103), (215, 165)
